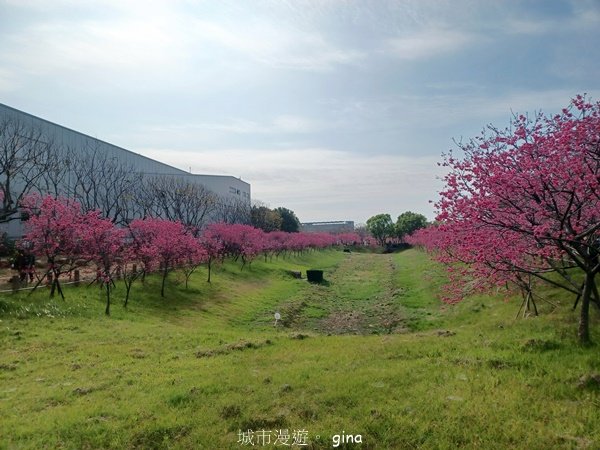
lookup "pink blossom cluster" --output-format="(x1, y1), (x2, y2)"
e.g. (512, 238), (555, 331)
(413, 96), (600, 324)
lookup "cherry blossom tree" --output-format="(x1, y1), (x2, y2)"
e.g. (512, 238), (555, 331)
(80, 212), (126, 315)
(205, 223), (265, 270)
(307, 232), (337, 250)
(199, 225), (225, 283)
(181, 238), (208, 288)
(262, 231), (288, 261)
(22, 195), (128, 311)
(336, 232), (362, 246)
(120, 236), (143, 308)
(128, 218), (194, 297)
(435, 95), (600, 344)
(236, 225), (265, 269)
(404, 225), (444, 252)
(21, 195), (89, 299)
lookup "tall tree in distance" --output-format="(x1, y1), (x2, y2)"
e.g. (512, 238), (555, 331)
(251, 201), (282, 232)
(366, 214), (394, 246)
(275, 207), (300, 233)
(396, 211), (428, 241)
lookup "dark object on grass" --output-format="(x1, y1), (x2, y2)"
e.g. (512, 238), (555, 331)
(383, 243), (410, 254)
(306, 270), (324, 283)
(290, 333), (310, 340)
(577, 374), (600, 390)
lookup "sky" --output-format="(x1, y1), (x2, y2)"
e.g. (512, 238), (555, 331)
(1, 0), (599, 224)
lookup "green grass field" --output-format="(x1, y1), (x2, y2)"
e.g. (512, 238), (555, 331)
(1, 249), (599, 449)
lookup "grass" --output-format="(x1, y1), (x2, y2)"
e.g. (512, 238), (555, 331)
(0, 248), (599, 449)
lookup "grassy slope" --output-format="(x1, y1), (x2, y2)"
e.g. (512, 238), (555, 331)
(0, 249), (599, 449)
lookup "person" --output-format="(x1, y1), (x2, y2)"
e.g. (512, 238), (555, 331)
(24, 252), (35, 282)
(12, 249), (27, 282)
(11, 249), (35, 283)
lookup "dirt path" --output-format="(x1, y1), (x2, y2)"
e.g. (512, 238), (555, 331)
(279, 252), (408, 335)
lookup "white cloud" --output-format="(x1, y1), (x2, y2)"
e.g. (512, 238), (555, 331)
(188, 18), (364, 71)
(502, 18), (554, 35)
(495, 3), (599, 37)
(0, 0), (364, 92)
(450, 89), (590, 123)
(386, 28), (473, 60)
(142, 115), (327, 136)
(137, 147), (444, 223)
(569, 0), (600, 29)
(0, 12), (189, 89)
(315, 88), (587, 137)
(0, 69), (19, 92)
(271, 115), (323, 133)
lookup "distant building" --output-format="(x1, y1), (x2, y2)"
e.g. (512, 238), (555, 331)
(301, 221), (355, 234)
(0, 103), (250, 238)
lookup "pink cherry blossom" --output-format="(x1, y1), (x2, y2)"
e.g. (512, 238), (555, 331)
(429, 95), (600, 344)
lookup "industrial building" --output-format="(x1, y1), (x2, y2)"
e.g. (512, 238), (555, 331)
(0, 103), (251, 237)
(301, 221), (355, 234)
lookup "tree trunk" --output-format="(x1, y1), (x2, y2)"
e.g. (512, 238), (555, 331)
(592, 282), (600, 310)
(124, 279), (131, 307)
(578, 272), (594, 345)
(28, 270), (47, 297)
(50, 269), (64, 300)
(105, 285), (111, 315)
(123, 272), (138, 307)
(207, 259), (212, 283)
(56, 278), (64, 300)
(161, 267), (168, 297)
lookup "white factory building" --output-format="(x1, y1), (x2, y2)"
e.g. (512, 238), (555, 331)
(0, 103), (251, 237)
(300, 221), (355, 233)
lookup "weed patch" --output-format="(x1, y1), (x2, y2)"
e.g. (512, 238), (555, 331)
(130, 425), (191, 450)
(521, 338), (561, 352)
(195, 339), (272, 358)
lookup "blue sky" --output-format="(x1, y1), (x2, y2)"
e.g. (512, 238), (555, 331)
(1, 0), (599, 224)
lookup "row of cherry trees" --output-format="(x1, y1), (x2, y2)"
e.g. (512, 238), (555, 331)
(20, 194), (361, 315)
(407, 95), (600, 344)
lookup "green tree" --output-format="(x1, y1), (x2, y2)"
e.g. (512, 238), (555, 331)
(366, 213), (394, 246)
(275, 207), (300, 232)
(251, 203), (282, 232)
(396, 211), (428, 240)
